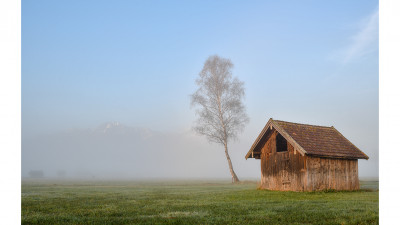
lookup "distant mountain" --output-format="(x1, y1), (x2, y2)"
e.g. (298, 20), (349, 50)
(94, 122), (153, 138)
(59, 122), (156, 139)
(21, 122), (257, 179)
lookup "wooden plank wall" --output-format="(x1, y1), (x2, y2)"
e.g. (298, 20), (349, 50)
(260, 130), (306, 191)
(306, 157), (359, 191)
(260, 129), (360, 191)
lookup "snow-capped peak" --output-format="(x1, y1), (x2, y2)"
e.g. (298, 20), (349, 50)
(96, 121), (123, 133)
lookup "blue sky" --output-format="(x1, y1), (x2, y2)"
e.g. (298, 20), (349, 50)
(22, 0), (379, 177)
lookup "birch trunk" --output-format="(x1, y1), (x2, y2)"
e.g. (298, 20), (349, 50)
(224, 141), (240, 183)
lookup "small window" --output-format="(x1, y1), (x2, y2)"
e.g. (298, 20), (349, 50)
(276, 133), (287, 152)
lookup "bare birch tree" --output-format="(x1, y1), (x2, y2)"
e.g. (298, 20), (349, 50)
(191, 55), (249, 183)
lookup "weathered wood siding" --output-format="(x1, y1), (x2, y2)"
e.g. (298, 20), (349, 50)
(305, 157), (359, 191)
(260, 130), (360, 191)
(260, 130), (306, 191)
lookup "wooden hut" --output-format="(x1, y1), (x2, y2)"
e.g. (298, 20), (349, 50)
(245, 118), (369, 191)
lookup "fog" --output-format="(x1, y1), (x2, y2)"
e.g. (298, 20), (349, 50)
(22, 122), (260, 180)
(22, 120), (377, 180)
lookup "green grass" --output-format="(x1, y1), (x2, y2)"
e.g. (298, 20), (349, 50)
(22, 179), (378, 224)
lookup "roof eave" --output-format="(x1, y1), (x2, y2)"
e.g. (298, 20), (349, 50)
(306, 153), (369, 160)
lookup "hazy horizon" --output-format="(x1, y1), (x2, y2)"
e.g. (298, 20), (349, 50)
(22, 120), (378, 180)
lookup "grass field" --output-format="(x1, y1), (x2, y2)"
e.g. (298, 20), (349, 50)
(21, 179), (378, 224)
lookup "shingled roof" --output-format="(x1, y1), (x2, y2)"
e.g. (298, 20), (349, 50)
(245, 118), (369, 160)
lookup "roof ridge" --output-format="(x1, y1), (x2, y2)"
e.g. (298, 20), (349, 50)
(273, 119), (333, 129)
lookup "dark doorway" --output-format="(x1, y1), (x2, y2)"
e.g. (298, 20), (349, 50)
(276, 133), (287, 152)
